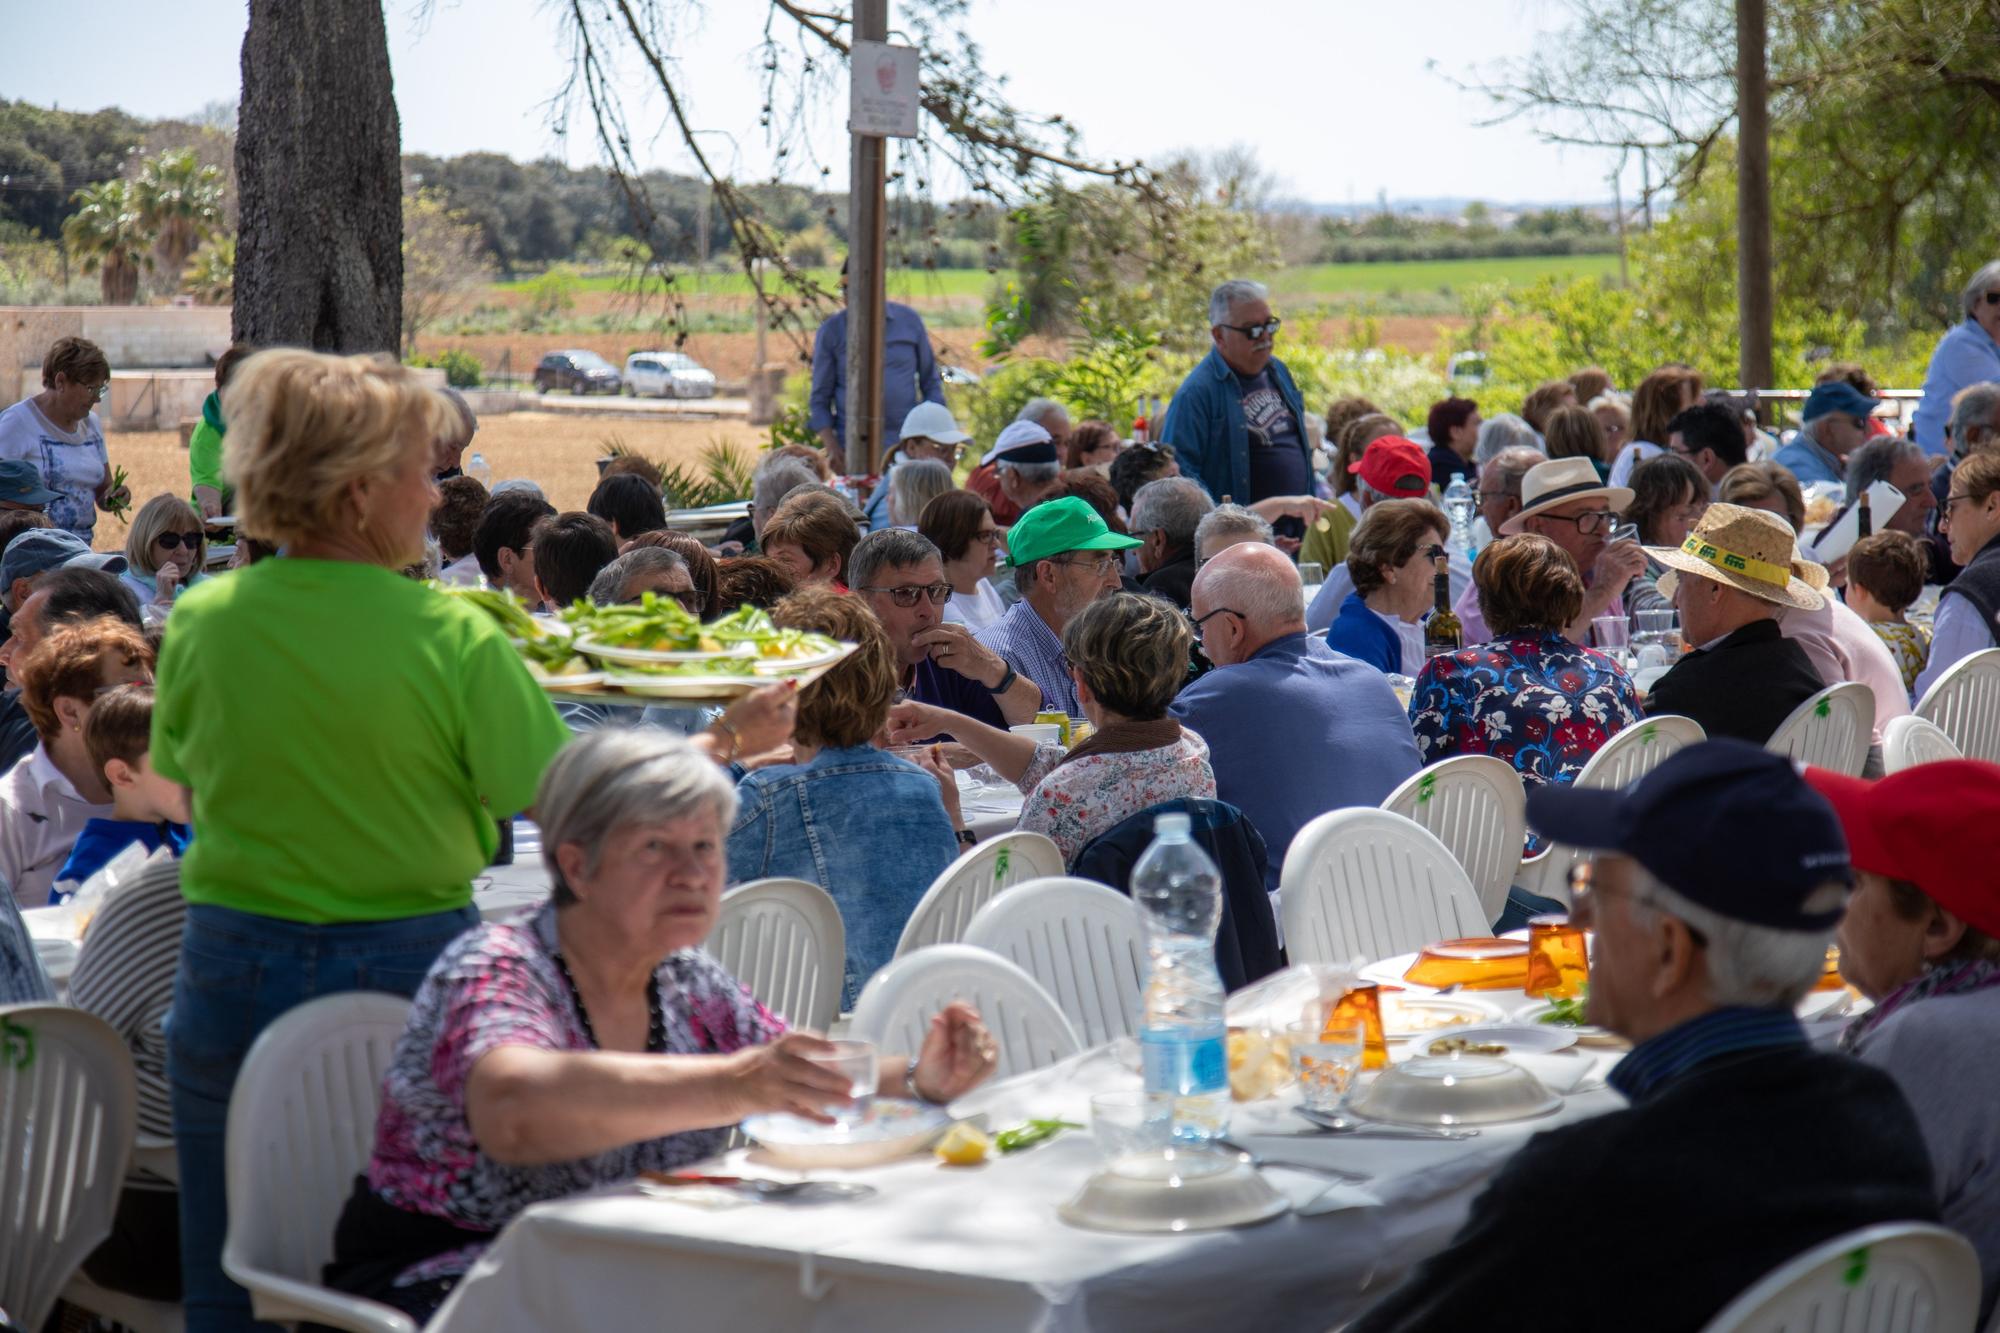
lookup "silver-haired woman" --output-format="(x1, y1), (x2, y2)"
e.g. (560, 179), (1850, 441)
(323, 729), (999, 1322)
(1912, 260), (2000, 456)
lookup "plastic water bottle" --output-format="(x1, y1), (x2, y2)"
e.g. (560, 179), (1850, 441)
(1130, 812), (1230, 1145)
(1443, 474), (1475, 555)
(466, 451), (494, 488)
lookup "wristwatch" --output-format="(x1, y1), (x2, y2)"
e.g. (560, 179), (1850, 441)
(955, 829), (979, 847)
(988, 663), (1018, 694)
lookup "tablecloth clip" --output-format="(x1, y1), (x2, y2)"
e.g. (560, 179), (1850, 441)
(799, 1250), (835, 1301)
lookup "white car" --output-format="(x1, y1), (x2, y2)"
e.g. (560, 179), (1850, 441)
(623, 351), (718, 399)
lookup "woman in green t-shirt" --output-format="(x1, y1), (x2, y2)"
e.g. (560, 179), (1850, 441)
(154, 349), (575, 1331)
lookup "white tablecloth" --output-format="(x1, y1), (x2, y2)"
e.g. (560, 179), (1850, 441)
(428, 1036), (1624, 1333)
(958, 781), (1026, 844)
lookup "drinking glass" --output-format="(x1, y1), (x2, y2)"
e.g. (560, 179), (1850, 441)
(1591, 614), (1630, 654)
(1288, 1021), (1364, 1113)
(1524, 914), (1589, 999)
(1090, 1090), (1176, 1163)
(1297, 561), (1326, 586)
(1323, 983), (1388, 1070)
(805, 1039), (879, 1128)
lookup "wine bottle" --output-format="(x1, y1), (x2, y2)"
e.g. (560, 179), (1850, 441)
(1423, 555), (1462, 659)
(1856, 488), (1872, 538)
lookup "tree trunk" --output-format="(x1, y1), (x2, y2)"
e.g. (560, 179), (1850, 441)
(233, 0), (402, 352)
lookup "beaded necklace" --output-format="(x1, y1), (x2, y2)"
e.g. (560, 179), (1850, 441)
(552, 950), (667, 1053)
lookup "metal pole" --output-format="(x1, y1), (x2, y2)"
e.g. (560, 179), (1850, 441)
(1612, 167), (1629, 288)
(845, 0), (889, 477)
(1736, 0), (1774, 396)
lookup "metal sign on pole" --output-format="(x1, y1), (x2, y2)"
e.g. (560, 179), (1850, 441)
(844, 5), (918, 478)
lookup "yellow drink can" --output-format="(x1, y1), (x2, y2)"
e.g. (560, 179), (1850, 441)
(1035, 711), (1072, 746)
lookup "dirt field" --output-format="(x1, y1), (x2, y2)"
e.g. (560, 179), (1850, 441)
(96, 411), (767, 552)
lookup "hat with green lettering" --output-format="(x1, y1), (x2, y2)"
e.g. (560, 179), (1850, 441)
(1005, 496), (1142, 567)
(1646, 501), (1826, 612)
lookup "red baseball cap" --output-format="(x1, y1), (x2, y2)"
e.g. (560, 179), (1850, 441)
(1802, 760), (2000, 939)
(1347, 436), (1431, 498)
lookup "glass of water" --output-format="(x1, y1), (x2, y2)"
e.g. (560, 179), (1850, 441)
(1288, 1021), (1364, 1114)
(1090, 1090), (1176, 1164)
(806, 1039), (879, 1128)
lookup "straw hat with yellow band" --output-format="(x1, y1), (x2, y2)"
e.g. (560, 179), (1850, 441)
(1647, 502), (1828, 612)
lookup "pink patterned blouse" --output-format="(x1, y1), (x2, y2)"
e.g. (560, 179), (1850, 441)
(1015, 731), (1217, 863)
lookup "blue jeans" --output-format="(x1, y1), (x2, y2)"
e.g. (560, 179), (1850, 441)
(167, 902), (478, 1332)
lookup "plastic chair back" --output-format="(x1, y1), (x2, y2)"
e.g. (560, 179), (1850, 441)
(1915, 648), (2000, 763)
(893, 831), (1065, 958)
(222, 992), (419, 1333)
(1883, 715), (1963, 773)
(963, 877), (1144, 1048)
(1765, 681), (1875, 777)
(1700, 1221), (1979, 1333)
(851, 944), (1081, 1081)
(1519, 714), (1706, 903)
(0, 1005), (135, 1332)
(709, 878), (845, 1033)
(1380, 755), (1527, 923)
(1278, 809), (1490, 965)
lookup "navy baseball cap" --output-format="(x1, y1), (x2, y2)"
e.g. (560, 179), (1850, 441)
(0, 461), (59, 508)
(1800, 380), (1880, 424)
(1526, 739), (1852, 930)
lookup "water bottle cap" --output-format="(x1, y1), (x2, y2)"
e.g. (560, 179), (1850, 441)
(1153, 813), (1191, 838)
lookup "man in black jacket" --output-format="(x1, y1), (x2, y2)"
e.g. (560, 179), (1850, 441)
(1642, 503), (1827, 743)
(1350, 741), (1938, 1333)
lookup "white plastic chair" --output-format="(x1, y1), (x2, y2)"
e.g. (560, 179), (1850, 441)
(1765, 681), (1876, 777)
(851, 944), (1081, 1081)
(892, 830), (1065, 958)
(1380, 756), (1527, 923)
(709, 878), (846, 1033)
(1916, 648), (2000, 763)
(1517, 714), (1707, 903)
(963, 877), (1144, 1048)
(222, 993), (420, 1333)
(1700, 1222), (1979, 1333)
(1883, 715), (1963, 773)
(1277, 809), (1490, 965)
(0, 1005), (135, 1332)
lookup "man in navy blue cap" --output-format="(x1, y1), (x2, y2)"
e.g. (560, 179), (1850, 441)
(1775, 380), (1881, 487)
(1350, 740), (1937, 1333)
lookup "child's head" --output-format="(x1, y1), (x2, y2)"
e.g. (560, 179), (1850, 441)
(1846, 530), (1928, 621)
(85, 683), (189, 825)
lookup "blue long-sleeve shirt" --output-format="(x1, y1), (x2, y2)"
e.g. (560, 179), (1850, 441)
(1913, 318), (2000, 456)
(807, 302), (944, 452)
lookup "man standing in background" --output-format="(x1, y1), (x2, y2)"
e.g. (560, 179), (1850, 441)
(808, 258), (945, 473)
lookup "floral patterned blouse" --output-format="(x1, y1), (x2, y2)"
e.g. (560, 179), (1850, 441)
(363, 903), (784, 1285)
(1016, 731), (1217, 864)
(1409, 629), (1643, 808)
(1868, 620), (1931, 695)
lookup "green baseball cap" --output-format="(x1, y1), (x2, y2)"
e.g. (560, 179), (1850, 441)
(1005, 496), (1143, 567)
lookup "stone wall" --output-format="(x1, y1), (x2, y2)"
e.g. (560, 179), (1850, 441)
(0, 305), (233, 378)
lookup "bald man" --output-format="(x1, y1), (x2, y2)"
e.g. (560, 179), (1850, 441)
(1172, 543), (1422, 891)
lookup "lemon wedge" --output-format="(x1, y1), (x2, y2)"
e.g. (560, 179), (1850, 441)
(933, 1121), (991, 1166)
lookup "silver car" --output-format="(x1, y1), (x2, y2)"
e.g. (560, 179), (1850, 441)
(623, 351), (718, 399)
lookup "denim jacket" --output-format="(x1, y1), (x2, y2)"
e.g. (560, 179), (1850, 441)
(726, 745), (959, 1008)
(1161, 345), (1309, 504)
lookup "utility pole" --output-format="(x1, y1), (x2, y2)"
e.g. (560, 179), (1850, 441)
(1611, 166), (1629, 288)
(844, 0), (890, 476)
(1736, 0), (1774, 396)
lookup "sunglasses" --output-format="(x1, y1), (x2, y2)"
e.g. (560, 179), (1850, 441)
(860, 582), (952, 607)
(1219, 318), (1282, 341)
(155, 531), (204, 550)
(1984, 292), (2000, 307)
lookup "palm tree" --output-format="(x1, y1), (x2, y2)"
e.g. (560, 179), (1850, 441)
(183, 235), (235, 305)
(133, 149), (224, 284)
(62, 179), (149, 305)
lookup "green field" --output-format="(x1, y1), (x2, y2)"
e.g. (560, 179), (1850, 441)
(494, 266), (991, 300)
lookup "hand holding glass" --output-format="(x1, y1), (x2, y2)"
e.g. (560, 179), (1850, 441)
(804, 1039), (879, 1127)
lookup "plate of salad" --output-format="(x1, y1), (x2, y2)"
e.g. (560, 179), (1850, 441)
(1517, 992), (1626, 1048)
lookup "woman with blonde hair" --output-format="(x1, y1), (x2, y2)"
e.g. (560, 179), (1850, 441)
(120, 492), (209, 609)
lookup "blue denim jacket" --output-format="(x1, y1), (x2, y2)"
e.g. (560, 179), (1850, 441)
(726, 745), (959, 1009)
(1161, 345), (1309, 504)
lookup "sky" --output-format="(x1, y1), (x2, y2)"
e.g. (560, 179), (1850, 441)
(3, 0), (1629, 207)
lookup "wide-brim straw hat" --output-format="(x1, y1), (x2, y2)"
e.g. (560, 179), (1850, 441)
(1499, 456), (1635, 535)
(1648, 502), (1827, 612)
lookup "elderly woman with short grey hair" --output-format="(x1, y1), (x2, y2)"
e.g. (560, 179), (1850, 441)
(1194, 502), (1273, 565)
(888, 455), (955, 528)
(1913, 260), (2000, 455)
(324, 728), (999, 1322)
(1473, 411), (1545, 467)
(585, 545), (697, 610)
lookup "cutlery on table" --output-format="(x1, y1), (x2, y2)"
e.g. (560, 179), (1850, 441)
(1292, 1108), (1480, 1140)
(638, 1172), (873, 1201)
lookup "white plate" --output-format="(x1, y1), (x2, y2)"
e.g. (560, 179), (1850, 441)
(1059, 1153), (1289, 1234)
(750, 643), (848, 673)
(742, 1099), (953, 1168)
(1380, 994), (1505, 1039)
(598, 672), (762, 700)
(1796, 988), (1860, 1023)
(532, 670), (609, 690)
(1415, 1023), (1577, 1056)
(1514, 1001), (1625, 1048)
(574, 637), (756, 666)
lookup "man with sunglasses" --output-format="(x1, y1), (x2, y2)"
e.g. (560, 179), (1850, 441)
(849, 528), (1045, 734)
(972, 497), (1140, 717)
(1452, 455), (1646, 643)
(0, 336), (130, 544)
(1161, 279), (1311, 510)
(1775, 380), (1878, 488)
(1912, 262), (2000, 456)
(1350, 740), (1936, 1333)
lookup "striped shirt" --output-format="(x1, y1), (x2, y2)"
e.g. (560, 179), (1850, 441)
(974, 599), (1079, 716)
(68, 856), (185, 1157)
(1608, 1005), (1807, 1105)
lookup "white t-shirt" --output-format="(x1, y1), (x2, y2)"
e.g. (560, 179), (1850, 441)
(0, 744), (113, 908)
(943, 579), (1007, 632)
(440, 553), (484, 587)
(0, 398), (108, 540)
(1607, 439), (1663, 489)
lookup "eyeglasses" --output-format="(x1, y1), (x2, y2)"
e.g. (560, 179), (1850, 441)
(1219, 318), (1282, 341)
(1186, 605), (1243, 632)
(859, 581), (952, 607)
(1536, 509), (1621, 536)
(1983, 291), (2000, 307)
(1422, 543), (1446, 560)
(972, 527), (1005, 546)
(1049, 553), (1120, 576)
(1474, 489), (1511, 505)
(1568, 861), (1708, 946)
(668, 589), (704, 615)
(155, 531), (204, 550)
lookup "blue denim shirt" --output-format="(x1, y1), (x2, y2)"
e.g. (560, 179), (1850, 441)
(726, 745), (959, 1008)
(1161, 345), (1309, 504)
(0, 892), (54, 1004)
(807, 303), (944, 448)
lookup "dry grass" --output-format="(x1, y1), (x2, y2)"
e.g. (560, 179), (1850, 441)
(97, 410), (768, 552)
